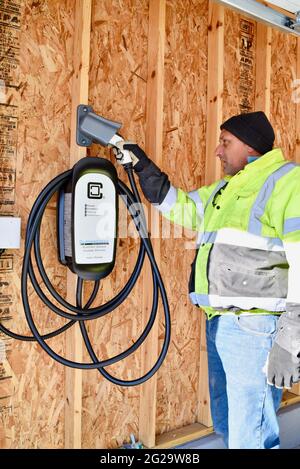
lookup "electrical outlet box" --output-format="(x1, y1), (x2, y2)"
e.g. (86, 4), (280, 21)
(0, 217), (21, 249)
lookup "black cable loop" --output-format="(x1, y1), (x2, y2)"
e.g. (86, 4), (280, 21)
(1, 163), (171, 385)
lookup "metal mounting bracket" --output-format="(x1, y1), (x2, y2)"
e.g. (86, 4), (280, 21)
(76, 105), (122, 147)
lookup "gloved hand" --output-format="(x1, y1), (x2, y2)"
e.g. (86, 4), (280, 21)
(112, 141), (151, 172)
(112, 140), (170, 204)
(267, 343), (300, 389)
(266, 309), (300, 388)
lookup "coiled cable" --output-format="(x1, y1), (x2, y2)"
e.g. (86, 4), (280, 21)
(0, 162), (171, 386)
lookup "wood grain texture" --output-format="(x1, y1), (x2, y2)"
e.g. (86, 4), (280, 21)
(82, 0), (149, 449)
(64, 0), (92, 450)
(2, 0), (300, 449)
(255, 24), (272, 115)
(205, 2), (224, 188)
(270, 30), (297, 160)
(295, 37), (300, 164)
(138, 0), (166, 449)
(10, 0), (75, 448)
(157, 0), (208, 437)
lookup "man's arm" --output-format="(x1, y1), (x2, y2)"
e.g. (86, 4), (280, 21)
(113, 142), (204, 231)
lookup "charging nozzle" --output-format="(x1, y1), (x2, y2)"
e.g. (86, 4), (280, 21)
(109, 134), (134, 166)
(76, 105), (122, 147)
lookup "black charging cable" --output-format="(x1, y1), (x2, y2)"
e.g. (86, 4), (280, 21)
(0, 163), (171, 386)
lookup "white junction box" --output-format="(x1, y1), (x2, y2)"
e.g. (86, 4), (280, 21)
(0, 217), (21, 249)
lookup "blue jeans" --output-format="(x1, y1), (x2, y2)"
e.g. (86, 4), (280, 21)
(206, 314), (283, 449)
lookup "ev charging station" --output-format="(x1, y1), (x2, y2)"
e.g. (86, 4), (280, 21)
(0, 105), (170, 387)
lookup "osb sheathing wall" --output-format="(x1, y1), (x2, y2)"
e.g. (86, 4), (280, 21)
(0, 0), (299, 449)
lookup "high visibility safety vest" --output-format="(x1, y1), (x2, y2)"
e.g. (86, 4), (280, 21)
(156, 148), (300, 319)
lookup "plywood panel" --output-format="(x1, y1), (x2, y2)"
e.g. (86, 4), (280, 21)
(296, 38), (300, 164)
(156, 0), (208, 436)
(82, 0), (149, 449)
(1, 0), (300, 451)
(2, 0), (75, 448)
(223, 9), (256, 119)
(0, 0), (23, 449)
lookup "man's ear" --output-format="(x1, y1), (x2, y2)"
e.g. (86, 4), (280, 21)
(246, 146), (261, 156)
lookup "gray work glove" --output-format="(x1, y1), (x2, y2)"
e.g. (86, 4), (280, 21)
(266, 308), (300, 389)
(267, 343), (300, 389)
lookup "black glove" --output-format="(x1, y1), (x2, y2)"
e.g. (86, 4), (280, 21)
(112, 141), (150, 170)
(122, 143), (152, 172)
(114, 142), (170, 205)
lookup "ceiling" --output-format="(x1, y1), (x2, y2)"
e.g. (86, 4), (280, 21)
(215, 0), (300, 35)
(267, 1), (300, 13)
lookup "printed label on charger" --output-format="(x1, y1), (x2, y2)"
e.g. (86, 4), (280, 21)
(74, 173), (116, 264)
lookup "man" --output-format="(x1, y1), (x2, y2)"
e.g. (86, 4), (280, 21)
(113, 111), (300, 449)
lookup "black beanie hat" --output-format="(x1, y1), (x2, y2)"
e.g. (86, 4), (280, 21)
(220, 111), (275, 155)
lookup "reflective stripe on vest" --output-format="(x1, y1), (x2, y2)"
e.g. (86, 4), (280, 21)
(188, 189), (204, 218)
(248, 162), (296, 235)
(189, 292), (286, 311)
(283, 217), (300, 235)
(157, 185), (178, 213)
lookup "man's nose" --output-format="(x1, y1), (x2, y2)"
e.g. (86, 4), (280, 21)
(215, 144), (223, 157)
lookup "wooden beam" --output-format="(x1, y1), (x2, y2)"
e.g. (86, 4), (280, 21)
(281, 390), (300, 407)
(291, 38), (300, 395)
(64, 0), (92, 449)
(197, 314), (212, 427)
(205, 1), (224, 185)
(197, 0), (224, 428)
(138, 0), (166, 449)
(154, 422), (212, 449)
(295, 36), (300, 164)
(291, 383), (300, 396)
(255, 0), (296, 20)
(255, 23), (272, 115)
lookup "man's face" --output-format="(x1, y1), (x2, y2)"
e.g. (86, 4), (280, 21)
(215, 130), (250, 176)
